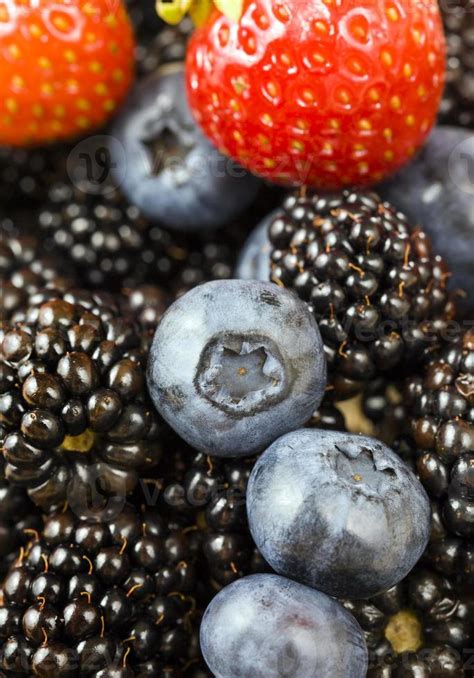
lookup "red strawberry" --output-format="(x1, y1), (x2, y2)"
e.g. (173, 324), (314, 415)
(185, 0), (446, 188)
(0, 0), (135, 147)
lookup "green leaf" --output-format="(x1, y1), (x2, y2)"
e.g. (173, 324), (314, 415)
(157, 0), (243, 26)
(156, 0), (193, 25)
(214, 0), (244, 22)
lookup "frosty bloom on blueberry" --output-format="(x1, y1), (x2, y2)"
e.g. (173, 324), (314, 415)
(235, 209), (275, 282)
(147, 280), (327, 457)
(247, 429), (431, 599)
(200, 574), (368, 678)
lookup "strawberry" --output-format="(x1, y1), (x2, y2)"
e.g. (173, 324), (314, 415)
(0, 0), (135, 147)
(184, 0), (446, 188)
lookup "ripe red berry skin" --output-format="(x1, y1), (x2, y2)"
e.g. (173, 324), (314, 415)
(186, 0), (446, 188)
(0, 0), (135, 147)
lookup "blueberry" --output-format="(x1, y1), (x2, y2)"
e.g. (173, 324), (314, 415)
(110, 64), (260, 231)
(200, 574), (368, 678)
(147, 280), (326, 457)
(247, 429), (431, 599)
(235, 210), (274, 281)
(379, 126), (474, 312)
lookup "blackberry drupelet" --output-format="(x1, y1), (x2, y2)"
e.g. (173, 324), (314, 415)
(122, 285), (169, 338)
(439, 0), (474, 129)
(181, 452), (270, 592)
(1, 287), (166, 513)
(404, 329), (473, 582)
(344, 567), (473, 676)
(0, 504), (202, 676)
(0, 228), (77, 322)
(269, 190), (455, 400)
(0, 459), (41, 579)
(306, 402), (347, 432)
(423, 498), (474, 586)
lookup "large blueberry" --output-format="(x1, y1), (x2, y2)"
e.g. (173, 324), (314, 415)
(110, 64), (260, 231)
(235, 210), (274, 281)
(247, 429), (431, 599)
(379, 126), (474, 311)
(200, 574), (368, 678)
(147, 280), (326, 457)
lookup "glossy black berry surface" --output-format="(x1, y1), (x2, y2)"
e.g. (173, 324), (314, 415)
(344, 566), (473, 676)
(0, 459), (41, 579)
(1, 288), (167, 512)
(0, 226), (77, 323)
(183, 452), (270, 591)
(38, 179), (176, 290)
(37, 171), (264, 295)
(0, 504), (202, 676)
(269, 190), (455, 399)
(404, 329), (474, 582)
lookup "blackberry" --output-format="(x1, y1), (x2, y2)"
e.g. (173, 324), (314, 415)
(0, 459), (41, 579)
(38, 175), (256, 293)
(0, 504), (202, 676)
(269, 190), (456, 400)
(38, 181), (173, 290)
(1, 287), (166, 513)
(195, 456), (270, 591)
(163, 451), (269, 593)
(0, 228), (77, 322)
(439, 0), (474, 129)
(404, 329), (474, 582)
(423, 497), (474, 585)
(343, 567), (473, 676)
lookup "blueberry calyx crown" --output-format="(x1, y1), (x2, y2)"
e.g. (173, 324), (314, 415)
(333, 442), (401, 495)
(195, 333), (289, 416)
(139, 64), (197, 180)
